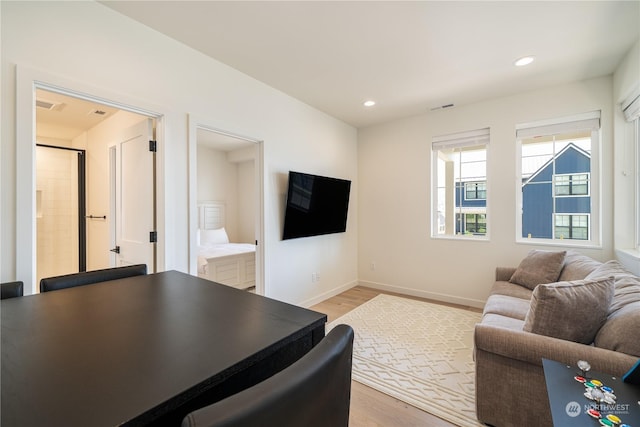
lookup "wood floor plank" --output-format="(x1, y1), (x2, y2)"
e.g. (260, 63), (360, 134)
(310, 286), (477, 427)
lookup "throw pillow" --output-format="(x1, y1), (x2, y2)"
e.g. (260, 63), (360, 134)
(200, 227), (230, 245)
(523, 277), (614, 344)
(509, 250), (566, 290)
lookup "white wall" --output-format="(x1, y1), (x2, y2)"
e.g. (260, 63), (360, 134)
(196, 145), (240, 241)
(358, 76), (614, 307)
(1, 1), (358, 304)
(613, 39), (640, 274)
(237, 160), (255, 244)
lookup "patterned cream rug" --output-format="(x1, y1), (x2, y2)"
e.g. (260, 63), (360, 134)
(327, 294), (484, 427)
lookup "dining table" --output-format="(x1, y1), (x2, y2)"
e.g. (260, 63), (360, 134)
(1, 270), (327, 426)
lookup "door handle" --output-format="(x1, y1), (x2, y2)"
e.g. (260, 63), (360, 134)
(110, 246), (120, 254)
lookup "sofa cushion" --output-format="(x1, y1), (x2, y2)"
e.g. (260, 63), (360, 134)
(483, 294), (531, 320)
(480, 313), (525, 330)
(509, 250), (566, 290)
(489, 280), (533, 300)
(523, 277), (614, 344)
(586, 262), (640, 357)
(558, 250), (602, 281)
(585, 260), (634, 282)
(594, 301), (640, 357)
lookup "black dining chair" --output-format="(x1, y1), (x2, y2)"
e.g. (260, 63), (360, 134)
(1, 281), (24, 299)
(40, 264), (147, 293)
(181, 324), (355, 427)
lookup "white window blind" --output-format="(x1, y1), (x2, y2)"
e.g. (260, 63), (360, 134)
(432, 128), (490, 150)
(621, 88), (640, 122)
(516, 111), (600, 139)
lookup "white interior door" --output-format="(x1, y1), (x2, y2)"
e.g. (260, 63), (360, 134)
(111, 118), (156, 271)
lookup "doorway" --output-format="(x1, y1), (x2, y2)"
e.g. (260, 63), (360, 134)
(188, 117), (264, 294)
(17, 69), (164, 294)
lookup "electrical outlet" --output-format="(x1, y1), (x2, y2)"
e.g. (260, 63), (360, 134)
(311, 272), (320, 283)
(370, 262), (375, 271)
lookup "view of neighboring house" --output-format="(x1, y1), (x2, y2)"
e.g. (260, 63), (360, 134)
(455, 180), (487, 235)
(522, 143), (591, 240)
(453, 142), (591, 239)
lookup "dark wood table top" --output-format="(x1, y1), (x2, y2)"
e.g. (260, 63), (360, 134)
(543, 358), (640, 426)
(1, 271), (326, 427)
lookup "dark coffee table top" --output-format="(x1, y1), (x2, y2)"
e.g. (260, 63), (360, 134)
(543, 358), (640, 426)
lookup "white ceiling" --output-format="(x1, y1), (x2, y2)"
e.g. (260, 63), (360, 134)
(101, 1), (639, 129)
(35, 89), (120, 141)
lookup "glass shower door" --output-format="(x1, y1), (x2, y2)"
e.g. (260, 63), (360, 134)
(36, 145), (86, 287)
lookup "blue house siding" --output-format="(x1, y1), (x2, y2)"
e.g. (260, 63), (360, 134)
(521, 144), (591, 239)
(454, 182), (487, 235)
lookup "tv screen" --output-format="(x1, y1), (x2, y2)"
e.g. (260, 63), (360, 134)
(282, 171), (351, 240)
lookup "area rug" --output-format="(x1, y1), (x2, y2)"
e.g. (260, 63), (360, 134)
(327, 294), (484, 427)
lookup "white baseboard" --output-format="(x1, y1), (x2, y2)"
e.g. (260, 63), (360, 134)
(299, 280), (359, 308)
(358, 280), (486, 309)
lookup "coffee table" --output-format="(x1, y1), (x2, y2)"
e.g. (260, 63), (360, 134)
(543, 358), (640, 426)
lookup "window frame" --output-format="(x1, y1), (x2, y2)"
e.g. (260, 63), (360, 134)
(515, 111), (601, 247)
(464, 181), (487, 201)
(554, 213), (590, 240)
(431, 128), (490, 240)
(553, 172), (590, 197)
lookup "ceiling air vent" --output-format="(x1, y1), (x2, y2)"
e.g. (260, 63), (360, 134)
(430, 103), (455, 111)
(35, 98), (66, 111)
(36, 99), (56, 110)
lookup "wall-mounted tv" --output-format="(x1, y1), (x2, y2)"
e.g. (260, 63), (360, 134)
(282, 171), (351, 240)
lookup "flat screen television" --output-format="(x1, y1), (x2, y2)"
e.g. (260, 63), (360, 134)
(282, 171), (351, 240)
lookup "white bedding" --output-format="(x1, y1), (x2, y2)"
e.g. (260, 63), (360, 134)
(197, 243), (256, 273)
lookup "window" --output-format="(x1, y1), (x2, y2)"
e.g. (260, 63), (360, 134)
(465, 181), (486, 200)
(461, 213), (487, 235)
(516, 111), (600, 244)
(432, 128), (489, 238)
(554, 214), (589, 240)
(554, 173), (589, 196)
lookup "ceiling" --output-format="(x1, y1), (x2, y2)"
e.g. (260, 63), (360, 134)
(36, 88), (255, 151)
(35, 89), (120, 141)
(100, 1), (639, 129)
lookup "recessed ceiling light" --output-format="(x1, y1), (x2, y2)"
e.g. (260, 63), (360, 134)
(515, 56), (535, 67)
(363, 100), (376, 107)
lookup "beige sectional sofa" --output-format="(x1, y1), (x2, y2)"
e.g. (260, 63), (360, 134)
(474, 250), (640, 427)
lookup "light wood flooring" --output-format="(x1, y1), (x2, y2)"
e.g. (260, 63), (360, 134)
(310, 286), (482, 427)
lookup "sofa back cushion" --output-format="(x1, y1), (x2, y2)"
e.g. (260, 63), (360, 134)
(509, 250), (566, 290)
(557, 250), (602, 281)
(587, 261), (640, 357)
(523, 277), (614, 344)
(594, 300), (640, 357)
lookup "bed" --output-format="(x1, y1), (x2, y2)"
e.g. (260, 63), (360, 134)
(197, 201), (256, 290)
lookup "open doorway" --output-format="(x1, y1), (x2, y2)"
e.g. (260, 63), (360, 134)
(188, 119), (264, 294)
(34, 88), (157, 288)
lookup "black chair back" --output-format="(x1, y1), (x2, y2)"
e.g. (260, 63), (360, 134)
(1, 281), (24, 299)
(40, 264), (147, 293)
(181, 324), (354, 427)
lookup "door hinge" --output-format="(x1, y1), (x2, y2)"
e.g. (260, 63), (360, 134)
(150, 231), (158, 243)
(149, 140), (157, 152)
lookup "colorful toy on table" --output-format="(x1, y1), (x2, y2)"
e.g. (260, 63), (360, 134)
(575, 360), (633, 427)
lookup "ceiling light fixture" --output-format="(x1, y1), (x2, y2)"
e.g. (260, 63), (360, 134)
(514, 56), (535, 67)
(363, 100), (376, 107)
